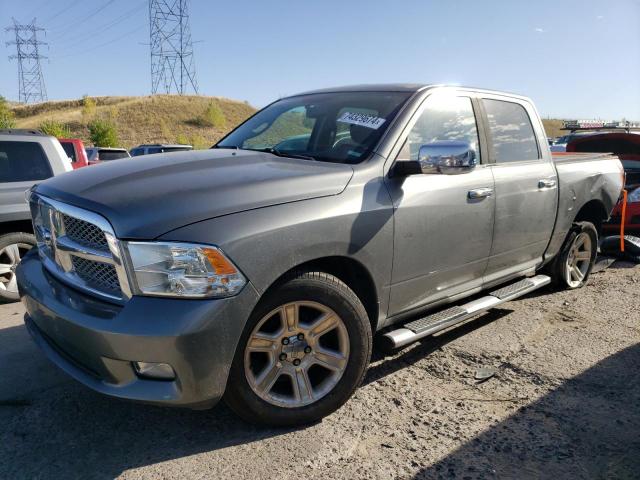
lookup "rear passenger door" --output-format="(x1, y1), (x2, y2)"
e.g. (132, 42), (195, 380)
(480, 96), (558, 283)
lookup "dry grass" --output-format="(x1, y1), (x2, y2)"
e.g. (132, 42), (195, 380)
(11, 95), (256, 149)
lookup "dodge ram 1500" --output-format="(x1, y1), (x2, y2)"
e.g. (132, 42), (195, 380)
(17, 85), (624, 426)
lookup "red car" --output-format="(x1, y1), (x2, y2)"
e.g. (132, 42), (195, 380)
(58, 138), (91, 169)
(567, 132), (640, 232)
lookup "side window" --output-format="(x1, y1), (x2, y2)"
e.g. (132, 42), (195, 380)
(482, 99), (539, 162)
(61, 142), (76, 162)
(0, 141), (53, 182)
(398, 95), (480, 161)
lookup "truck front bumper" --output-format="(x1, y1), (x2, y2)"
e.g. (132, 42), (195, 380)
(16, 249), (260, 409)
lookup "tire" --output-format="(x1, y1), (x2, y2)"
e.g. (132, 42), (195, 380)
(0, 232), (36, 302)
(224, 271), (372, 427)
(548, 221), (598, 290)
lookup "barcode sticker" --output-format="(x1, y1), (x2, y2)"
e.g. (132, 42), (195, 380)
(337, 111), (386, 130)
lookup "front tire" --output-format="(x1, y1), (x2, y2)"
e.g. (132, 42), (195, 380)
(224, 271), (372, 427)
(0, 232), (36, 302)
(549, 221), (598, 289)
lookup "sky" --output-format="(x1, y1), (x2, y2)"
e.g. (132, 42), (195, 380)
(0, 0), (639, 120)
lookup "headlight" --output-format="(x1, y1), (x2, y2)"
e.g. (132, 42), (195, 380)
(125, 242), (246, 298)
(628, 187), (640, 203)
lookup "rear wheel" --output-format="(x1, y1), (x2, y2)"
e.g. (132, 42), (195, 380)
(0, 232), (36, 302)
(224, 271), (372, 426)
(549, 221), (597, 289)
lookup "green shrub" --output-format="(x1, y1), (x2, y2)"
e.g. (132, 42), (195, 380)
(190, 135), (208, 149)
(39, 119), (71, 138)
(175, 132), (190, 145)
(88, 118), (119, 147)
(200, 101), (226, 128)
(81, 95), (96, 122)
(0, 96), (16, 129)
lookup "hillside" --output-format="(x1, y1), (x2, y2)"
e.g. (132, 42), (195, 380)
(541, 119), (565, 138)
(10, 95), (256, 149)
(9, 95), (566, 148)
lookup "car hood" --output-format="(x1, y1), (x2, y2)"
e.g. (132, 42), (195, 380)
(36, 149), (354, 239)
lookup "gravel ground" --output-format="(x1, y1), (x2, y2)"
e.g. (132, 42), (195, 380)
(1, 262), (638, 480)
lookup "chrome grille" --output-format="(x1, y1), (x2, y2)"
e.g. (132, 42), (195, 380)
(62, 214), (109, 251)
(29, 193), (131, 303)
(71, 257), (120, 294)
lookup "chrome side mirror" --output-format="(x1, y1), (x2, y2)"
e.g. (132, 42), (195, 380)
(418, 140), (477, 175)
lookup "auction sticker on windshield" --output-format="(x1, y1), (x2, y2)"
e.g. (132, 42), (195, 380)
(338, 111), (386, 129)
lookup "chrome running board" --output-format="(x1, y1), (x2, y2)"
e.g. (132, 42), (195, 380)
(382, 275), (551, 350)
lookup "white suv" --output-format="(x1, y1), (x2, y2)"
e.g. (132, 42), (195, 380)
(0, 129), (72, 301)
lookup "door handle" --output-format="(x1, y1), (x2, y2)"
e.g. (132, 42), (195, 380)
(468, 187), (494, 199)
(538, 178), (557, 188)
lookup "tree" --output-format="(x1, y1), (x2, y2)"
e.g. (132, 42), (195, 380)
(0, 96), (16, 129)
(39, 119), (71, 138)
(88, 119), (119, 147)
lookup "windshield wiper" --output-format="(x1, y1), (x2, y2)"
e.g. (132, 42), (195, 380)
(256, 147), (316, 161)
(211, 145), (240, 150)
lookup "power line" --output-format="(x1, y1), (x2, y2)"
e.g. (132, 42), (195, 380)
(149, 0), (198, 95)
(53, 2), (146, 47)
(5, 18), (48, 103)
(52, 25), (141, 58)
(48, 0), (118, 39)
(42, 0), (83, 25)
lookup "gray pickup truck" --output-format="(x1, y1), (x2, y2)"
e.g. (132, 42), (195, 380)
(17, 85), (623, 426)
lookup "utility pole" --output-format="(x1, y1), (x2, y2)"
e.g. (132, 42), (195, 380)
(149, 0), (198, 95)
(5, 18), (48, 103)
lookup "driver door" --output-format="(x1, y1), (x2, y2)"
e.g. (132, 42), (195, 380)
(385, 93), (495, 316)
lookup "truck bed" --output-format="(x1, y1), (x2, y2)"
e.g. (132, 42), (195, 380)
(552, 152), (619, 163)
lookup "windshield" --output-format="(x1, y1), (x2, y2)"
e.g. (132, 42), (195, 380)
(217, 91), (412, 164)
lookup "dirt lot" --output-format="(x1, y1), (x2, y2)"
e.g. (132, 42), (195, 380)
(1, 262), (638, 480)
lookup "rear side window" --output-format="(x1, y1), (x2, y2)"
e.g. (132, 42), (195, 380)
(148, 147), (162, 154)
(0, 141), (52, 182)
(61, 142), (77, 162)
(482, 99), (539, 162)
(398, 95), (481, 161)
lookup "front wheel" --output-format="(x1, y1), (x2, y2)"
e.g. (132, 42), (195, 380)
(0, 232), (36, 302)
(548, 221), (598, 289)
(224, 271), (372, 426)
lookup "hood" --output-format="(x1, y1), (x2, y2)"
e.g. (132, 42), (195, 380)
(36, 149), (354, 239)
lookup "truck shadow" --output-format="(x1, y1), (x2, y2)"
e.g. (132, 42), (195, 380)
(413, 342), (640, 479)
(366, 308), (513, 386)
(0, 309), (508, 478)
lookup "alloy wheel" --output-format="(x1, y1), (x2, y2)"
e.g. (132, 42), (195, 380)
(565, 232), (592, 288)
(0, 242), (31, 294)
(244, 301), (350, 408)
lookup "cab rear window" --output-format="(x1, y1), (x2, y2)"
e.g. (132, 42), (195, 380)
(99, 150), (129, 161)
(0, 141), (53, 182)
